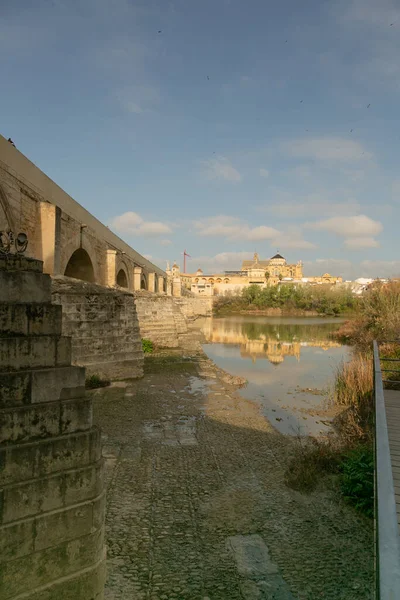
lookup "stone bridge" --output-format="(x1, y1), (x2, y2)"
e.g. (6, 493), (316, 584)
(0, 134), (166, 294)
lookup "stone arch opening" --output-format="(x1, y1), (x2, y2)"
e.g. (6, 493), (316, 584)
(116, 268), (128, 288)
(64, 248), (95, 283)
(141, 273), (147, 289)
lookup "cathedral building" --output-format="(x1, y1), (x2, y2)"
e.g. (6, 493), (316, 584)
(183, 251), (342, 296)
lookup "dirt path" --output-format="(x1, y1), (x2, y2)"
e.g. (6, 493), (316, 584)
(92, 352), (373, 600)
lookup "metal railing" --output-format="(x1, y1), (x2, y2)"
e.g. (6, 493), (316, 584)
(373, 340), (400, 599)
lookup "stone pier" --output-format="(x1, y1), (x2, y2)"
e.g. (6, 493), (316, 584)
(0, 254), (106, 599)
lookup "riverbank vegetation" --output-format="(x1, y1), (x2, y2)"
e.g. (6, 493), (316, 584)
(214, 283), (356, 316)
(285, 353), (374, 517)
(285, 283), (400, 517)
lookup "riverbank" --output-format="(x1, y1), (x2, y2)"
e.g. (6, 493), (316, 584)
(215, 307), (343, 317)
(213, 284), (357, 318)
(91, 349), (373, 600)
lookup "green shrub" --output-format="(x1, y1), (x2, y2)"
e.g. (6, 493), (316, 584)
(340, 447), (374, 518)
(142, 338), (154, 354)
(85, 374), (111, 389)
(214, 283), (356, 316)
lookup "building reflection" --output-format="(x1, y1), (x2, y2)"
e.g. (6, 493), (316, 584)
(203, 320), (342, 365)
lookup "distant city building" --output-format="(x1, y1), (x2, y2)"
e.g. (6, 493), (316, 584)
(181, 252), (342, 296)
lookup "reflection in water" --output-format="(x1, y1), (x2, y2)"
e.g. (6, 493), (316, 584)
(201, 316), (350, 436)
(202, 316), (343, 365)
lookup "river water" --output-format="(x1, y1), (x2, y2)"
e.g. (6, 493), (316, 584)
(201, 315), (350, 436)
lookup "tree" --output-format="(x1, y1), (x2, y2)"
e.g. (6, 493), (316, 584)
(279, 273), (283, 281)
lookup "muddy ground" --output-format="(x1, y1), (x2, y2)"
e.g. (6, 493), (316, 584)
(91, 351), (373, 600)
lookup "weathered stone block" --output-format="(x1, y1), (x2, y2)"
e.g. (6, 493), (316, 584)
(0, 428), (101, 485)
(0, 528), (104, 599)
(60, 397), (92, 435)
(0, 518), (34, 563)
(0, 303), (62, 337)
(0, 335), (71, 371)
(0, 255), (43, 273)
(36, 427), (101, 478)
(34, 493), (105, 552)
(12, 555), (106, 600)
(0, 396), (93, 445)
(0, 365), (85, 409)
(1, 460), (103, 523)
(0, 271), (51, 303)
(0, 401), (61, 445)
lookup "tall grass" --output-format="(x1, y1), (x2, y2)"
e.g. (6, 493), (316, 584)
(333, 355), (374, 442)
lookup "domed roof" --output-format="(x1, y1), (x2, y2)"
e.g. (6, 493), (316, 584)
(271, 253), (285, 260)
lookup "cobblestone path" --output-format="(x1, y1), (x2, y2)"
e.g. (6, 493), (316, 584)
(92, 353), (373, 600)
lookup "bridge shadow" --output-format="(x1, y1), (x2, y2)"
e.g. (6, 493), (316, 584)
(91, 353), (374, 600)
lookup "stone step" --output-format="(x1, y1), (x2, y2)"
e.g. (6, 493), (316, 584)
(0, 528), (104, 599)
(0, 270), (51, 303)
(0, 396), (92, 445)
(0, 491), (105, 563)
(1, 459), (104, 524)
(0, 365), (86, 409)
(0, 427), (102, 486)
(7, 555), (106, 600)
(0, 336), (71, 371)
(0, 303), (63, 337)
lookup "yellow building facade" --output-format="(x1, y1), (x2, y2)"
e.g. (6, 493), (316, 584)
(185, 252), (342, 296)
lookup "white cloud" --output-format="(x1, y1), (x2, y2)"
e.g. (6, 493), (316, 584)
(259, 168), (269, 178)
(305, 214), (383, 250)
(110, 211), (172, 236)
(201, 156), (242, 183)
(282, 136), (373, 162)
(303, 258), (355, 279)
(305, 214), (382, 237)
(262, 199), (362, 219)
(360, 260), (400, 278)
(305, 258), (400, 280)
(194, 215), (279, 241)
(272, 237), (317, 250)
(344, 237), (380, 249)
(159, 239), (172, 246)
(188, 252), (253, 273)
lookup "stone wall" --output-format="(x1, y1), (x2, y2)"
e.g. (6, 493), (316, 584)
(134, 293), (212, 349)
(174, 296), (213, 320)
(0, 254), (105, 600)
(51, 277), (144, 380)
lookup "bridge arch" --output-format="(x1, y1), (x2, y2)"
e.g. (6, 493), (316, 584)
(61, 236), (99, 283)
(64, 248), (95, 283)
(116, 267), (128, 288)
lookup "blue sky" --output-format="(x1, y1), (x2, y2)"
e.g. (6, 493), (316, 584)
(1, 0), (400, 279)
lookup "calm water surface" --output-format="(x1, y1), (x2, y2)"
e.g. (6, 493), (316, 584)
(201, 315), (350, 436)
